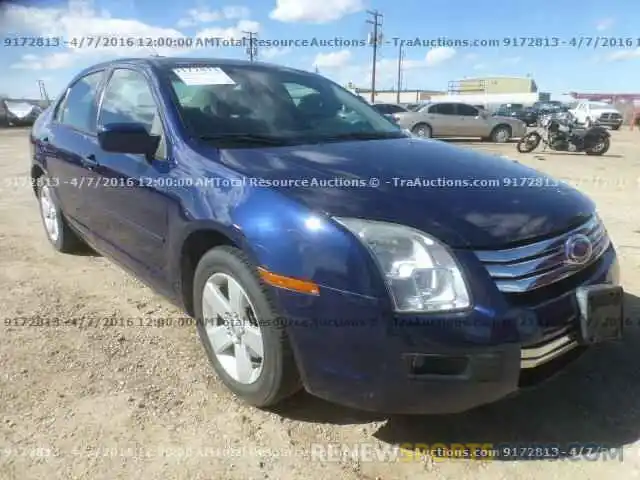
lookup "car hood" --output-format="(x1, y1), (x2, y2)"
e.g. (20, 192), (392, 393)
(215, 137), (594, 248)
(592, 107), (620, 114)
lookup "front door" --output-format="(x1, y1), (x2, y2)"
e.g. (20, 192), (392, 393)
(454, 103), (488, 137)
(92, 67), (171, 274)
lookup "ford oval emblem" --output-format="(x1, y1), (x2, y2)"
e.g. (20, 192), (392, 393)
(564, 234), (593, 266)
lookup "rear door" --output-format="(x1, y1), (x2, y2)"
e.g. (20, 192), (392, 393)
(454, 103), (487, 137)
(92, 67), (170, 272)
(45, 70), (105, 228)
(423, 103), (456, 136)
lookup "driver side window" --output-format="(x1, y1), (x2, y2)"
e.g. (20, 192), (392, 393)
(429, 103), (455, 115)
(98, 68), (166, 159)
(457, 104), (479, 116)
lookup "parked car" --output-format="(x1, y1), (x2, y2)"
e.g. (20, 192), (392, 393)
(393, 101), (527, 142)
(30, 57), (624, 414)
(570, 101), (624, 130)
(401, 102), (424, 112)
(371, 103), (408, 115)
(494, 104), (538, 126)
(0, 98), (43, 127)
(532, 101), (569, 117)
(371, 103), (408, 123)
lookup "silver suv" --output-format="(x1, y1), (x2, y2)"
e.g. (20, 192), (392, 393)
(393, 101), (527, 142)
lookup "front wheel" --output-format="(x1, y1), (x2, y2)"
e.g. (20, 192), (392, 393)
(585, 135), (610, 156)
(193, 246), (302, 408)
(517, 132), (541, 153)
(411, 123), (432, 138)
(490, 125), (512, 143)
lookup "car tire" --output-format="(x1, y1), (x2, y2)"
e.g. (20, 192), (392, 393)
(37, 178), (85, 253)
(411, 123), (431, 138)
(193, 246), (302, 408)
(490, 125), (511, 143)
(611, 125), (620, 131)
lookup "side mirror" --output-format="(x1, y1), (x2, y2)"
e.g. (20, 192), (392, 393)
(98, 123), (159, 157)
(384, 114), (398, 124)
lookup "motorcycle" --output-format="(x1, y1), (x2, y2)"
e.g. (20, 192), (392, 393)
(516, 112), (610, 155)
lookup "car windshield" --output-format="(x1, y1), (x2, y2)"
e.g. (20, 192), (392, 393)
(162, 63), (405, 145)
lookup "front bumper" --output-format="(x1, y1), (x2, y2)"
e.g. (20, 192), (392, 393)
(273, 246), (620, 414)
(595, 116), (623, 128)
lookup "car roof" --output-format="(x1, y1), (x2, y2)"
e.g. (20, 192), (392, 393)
(71, 56), (311, 81)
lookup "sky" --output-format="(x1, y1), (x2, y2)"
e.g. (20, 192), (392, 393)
(0, 0), (639, 99)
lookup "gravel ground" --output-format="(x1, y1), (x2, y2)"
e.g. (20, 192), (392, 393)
(1, 128), (640, 480)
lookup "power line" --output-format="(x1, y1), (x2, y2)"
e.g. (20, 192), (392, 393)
(366, 10), (383, 103)
(396, 43), (404, 103)
(243, 31), (258, 61)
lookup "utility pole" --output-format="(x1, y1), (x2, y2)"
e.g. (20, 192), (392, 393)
(37, 80), (49, 103)
(396, 43), (404, 103)
(243, 31), (258, 61)
(366, 10), (383, 103)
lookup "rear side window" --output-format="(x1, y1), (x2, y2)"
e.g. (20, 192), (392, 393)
(57, 71), (103, 132)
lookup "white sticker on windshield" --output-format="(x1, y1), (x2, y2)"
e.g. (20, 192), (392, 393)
(172, 67), (235, 86)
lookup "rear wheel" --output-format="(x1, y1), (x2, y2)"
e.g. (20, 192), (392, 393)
(516, 132), (541, 153)
(585, 135), (610, 156)
(490, 125), (511, 143)
(37, 178), (85, 253)
(193, 246), (302, 408)
(411, 123), (431, 138)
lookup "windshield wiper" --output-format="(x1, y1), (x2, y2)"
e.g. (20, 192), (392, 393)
(197, 133), (291, 146)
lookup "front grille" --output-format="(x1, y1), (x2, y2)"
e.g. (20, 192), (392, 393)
(599, 113), (621, 121)
(520, 325), (578, 368)
(474, 215), (610, 294)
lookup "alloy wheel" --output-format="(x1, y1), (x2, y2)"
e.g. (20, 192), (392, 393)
(39, 184), (60, 243)
(201, 272), (264, 384)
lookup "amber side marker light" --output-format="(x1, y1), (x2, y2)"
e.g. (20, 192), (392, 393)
(257, 267), (320, 295)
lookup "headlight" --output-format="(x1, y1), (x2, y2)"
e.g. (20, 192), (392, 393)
(334, 218), (470, 312)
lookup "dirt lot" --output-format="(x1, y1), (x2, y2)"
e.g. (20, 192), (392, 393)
(1, 128), (640, 480)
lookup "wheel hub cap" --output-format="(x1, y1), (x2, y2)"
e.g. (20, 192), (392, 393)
(39, 185), (59, 242)
(202, 272), (264, 384)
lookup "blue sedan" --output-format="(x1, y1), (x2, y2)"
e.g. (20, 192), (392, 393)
(29, 57), (623, 414)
